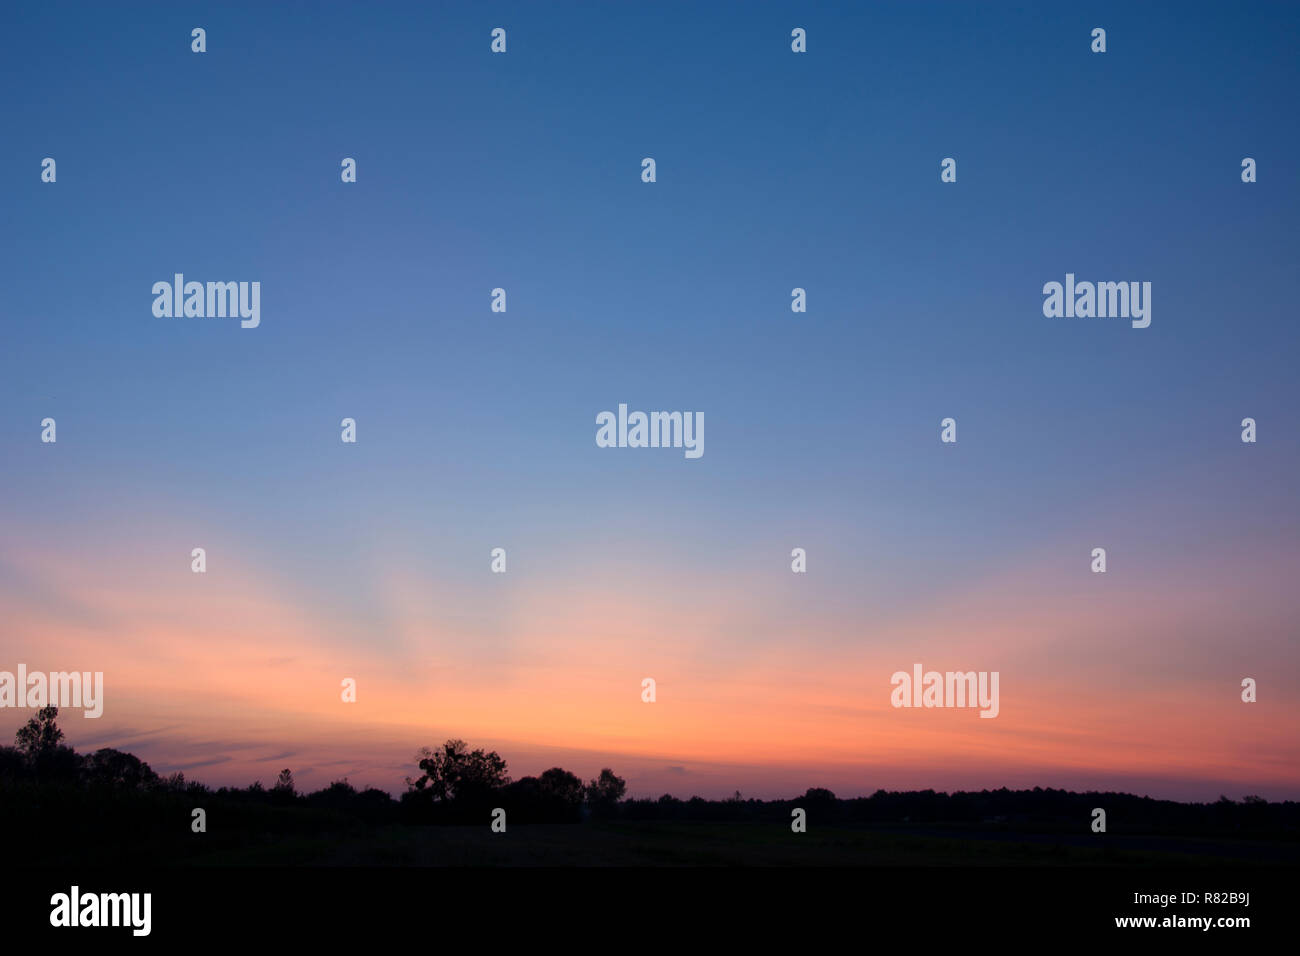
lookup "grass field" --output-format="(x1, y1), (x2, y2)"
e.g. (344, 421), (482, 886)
(179, 822), (1298, 867)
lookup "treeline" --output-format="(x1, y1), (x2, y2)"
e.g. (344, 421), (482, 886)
(621, 786), (1300, 836)
(0, 707), (624, 825)
(3, 707), (1298, 838)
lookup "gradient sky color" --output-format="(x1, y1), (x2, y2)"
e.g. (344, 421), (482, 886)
(2, 1), (1298, 801)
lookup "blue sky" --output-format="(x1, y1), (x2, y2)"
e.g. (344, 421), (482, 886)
(1, 2), (1297, 798)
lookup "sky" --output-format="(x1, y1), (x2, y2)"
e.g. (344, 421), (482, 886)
(1, 1), (1298, 802)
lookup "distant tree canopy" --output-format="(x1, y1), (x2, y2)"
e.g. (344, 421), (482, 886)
(401, 744), (628, 823)
(82, 748), (160, 790)
(6, 712), (1295, 847)
(501, 767), (586, 822)
(1, 718), (630, 826)
(539, 767), (584, 805)
(15, 705), (64, 757)
(12, 705), (80, 781)
(407, 739), (511, 805)
(587, 768), (627, 815)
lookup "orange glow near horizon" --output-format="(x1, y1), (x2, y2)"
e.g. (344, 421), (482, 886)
(2, 523), (1298, 802)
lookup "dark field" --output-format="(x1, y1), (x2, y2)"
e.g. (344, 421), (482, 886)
(64, 820), (1299, 867)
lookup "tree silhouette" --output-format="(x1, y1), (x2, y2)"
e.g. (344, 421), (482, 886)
(82, 748), (159, 789)
(501, 767), (588, 822)
(538, 767), (584, 808)
(408, 739), (510, 805)
(13, 706), (79, 783)
(15, 705), (63, 758)
(587, 768), (627, 816)
(802, 787), (837, 804)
